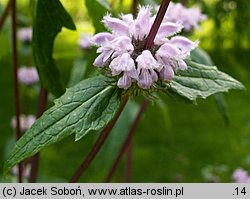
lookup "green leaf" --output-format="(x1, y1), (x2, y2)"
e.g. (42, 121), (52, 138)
(33, 0), (76, 97)
(191, 48), (214, 66)
(68, 58), (87, 87)
(160, 60), (244, 102)
(191, 48), (230, 124)
(85, 0), (110, 33)
(4, 76), (122, 173)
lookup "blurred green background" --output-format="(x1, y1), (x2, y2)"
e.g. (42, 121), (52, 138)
(0, 0), (249, 182)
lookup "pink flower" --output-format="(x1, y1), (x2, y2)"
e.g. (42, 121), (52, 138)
(11, 114), (36, 132)
(131, 6), (153, 40)
(18, 66), (39, 85)
(136, 50), (161, 89)
(103, 14), (129, 36)
(164, 2), (207, 31)
(18, 28), (32, 43)
(92, 6), (198, 90)
(232, 168), (250, 183)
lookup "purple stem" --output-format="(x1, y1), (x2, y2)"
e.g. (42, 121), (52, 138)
(105, 0), (172, 182)
(70, 96), (129, 183)
(131, 0), (139, 18)
(123, 0), (140, 183)
(125, 139), (132, 182)
(145, 0), (171, 49)
(105, 99), (148, 182)
(11, 0), (22, 183)
(181, 0), (187, 6)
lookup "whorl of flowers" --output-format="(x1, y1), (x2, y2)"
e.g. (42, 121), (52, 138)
(232, 168), (250, 183)
(164, 2), (207, 31)
(92, 6), (198, 90)
(11, 114), (36, 132)
(18, 28), (32, 43)
(18, 66), (39, 85)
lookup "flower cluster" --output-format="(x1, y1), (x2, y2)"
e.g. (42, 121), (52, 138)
(18, 28), (32, 43)
(164, 2), (207, 31)
(11, 114), (36, 132)
(232, 168), (250, 183)
(92, 6), (198, 90)
(18, 66), (39, 85)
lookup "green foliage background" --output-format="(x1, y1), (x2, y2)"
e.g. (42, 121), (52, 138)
(0, 0), (249, 182)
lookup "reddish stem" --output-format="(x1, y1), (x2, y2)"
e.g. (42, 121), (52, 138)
(11, 0), (22, 183)
(125, 140), (132, 182)
(29, 87), (48, 183)
(144, 0), (171, 49)
(105, 99), (148, 182)
(181, 0), (187, 6)
(131, 0), (139, 18)
(70, 96), (128, 183)
(105, 0), (172, 183)
(0, 0), (12, 30)
(123, 0), (140, 183)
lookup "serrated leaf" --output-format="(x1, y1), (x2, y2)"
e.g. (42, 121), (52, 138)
(191, 48), (214, 66)
(191, 48), (230, 124)
(33, 0), (76, 97)
(4, 76), (122, 173)
(85, 0), (110, 33)
(161, 60), (244, 102)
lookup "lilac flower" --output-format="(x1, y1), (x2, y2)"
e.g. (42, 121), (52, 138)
(18, 28), (32, 43)
(92, 6), (198, 90)
(232, 168), (250, 183)
(18, 66), (39, 85)
(78, 34), (93, 49)
(136, 50), (161, 89)
(109, 53), (138, 89)
(164, 2), (207, 31)
(11, 114), (36, 132)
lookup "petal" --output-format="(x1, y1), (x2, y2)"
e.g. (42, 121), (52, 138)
(93, 53), (105, 67)
(159, 65), (175, 81)
(127, 67), (139, 79)
(178, 59), (188, 70)
(120, 14), (134, 25)
(154, 37), (169, 46)
(156, 43), (181, 63)
(169, 36), (199, 53)
(103, 49), (114, 62)
(138, 70), (153, 89)
(131, 6), (152, 40)
(109, 53), (136, 73)
(92, 32), (115, 46)
(103, 14), (129, 36)
(136, 50), (160, 70)
(117, 73), (132, 89)
(112, 36), (134, 52)
(156, 22), (183, 39)
(109, 56), (120, 71)
(149, 69), (158, 82)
